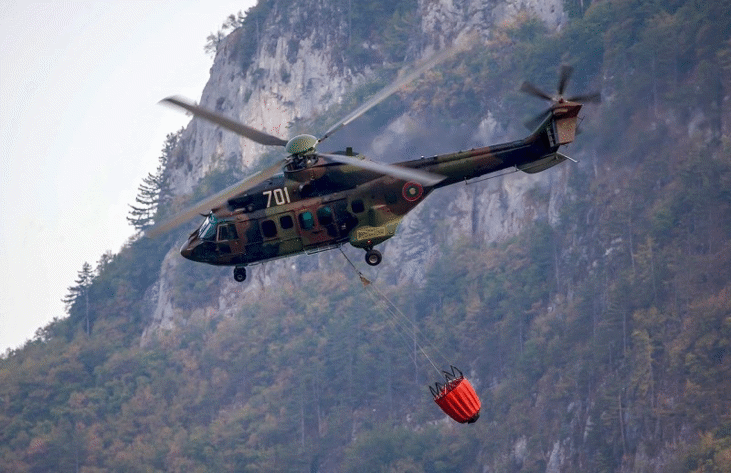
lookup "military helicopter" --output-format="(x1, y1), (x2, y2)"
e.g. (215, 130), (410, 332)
(149, 51), (599, 282)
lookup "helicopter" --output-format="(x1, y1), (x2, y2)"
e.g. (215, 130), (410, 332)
(149, 51), (599, 282)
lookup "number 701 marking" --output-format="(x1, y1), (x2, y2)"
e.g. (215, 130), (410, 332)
(263, 188), (291, 208)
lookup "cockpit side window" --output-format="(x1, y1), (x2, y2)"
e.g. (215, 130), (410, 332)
(217, 223), (238, 241)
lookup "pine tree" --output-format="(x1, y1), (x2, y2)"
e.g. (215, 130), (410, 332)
(62, 262), (95, 335)
(204, 10), (246, 57)
(127, 130), (179, 231)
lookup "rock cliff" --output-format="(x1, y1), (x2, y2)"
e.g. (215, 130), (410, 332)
(6, 1), (729, 471)
(146, 0), (570, 336)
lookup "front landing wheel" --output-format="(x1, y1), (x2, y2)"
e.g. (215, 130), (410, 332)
(233, 266), (247, 282)
(365, 249), (382, 266)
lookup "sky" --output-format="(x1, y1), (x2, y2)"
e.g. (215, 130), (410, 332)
(0, 0), (257, 353)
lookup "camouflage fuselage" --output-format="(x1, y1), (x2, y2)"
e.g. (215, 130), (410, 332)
(181, 103), (581, 267)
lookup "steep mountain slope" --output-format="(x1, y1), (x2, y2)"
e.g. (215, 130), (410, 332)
(2, 0), (731, 472)
(147, 0), (574, 335)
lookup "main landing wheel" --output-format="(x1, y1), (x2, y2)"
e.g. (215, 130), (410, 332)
(233, 266), (247, 282)
(365, 249), (382, 266)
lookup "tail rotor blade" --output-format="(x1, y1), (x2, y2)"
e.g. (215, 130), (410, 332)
(557, 64), (574, 96)
(519, 81), (553, 102)
(521, 65), (600, 133)
(566, 92), (601, 104)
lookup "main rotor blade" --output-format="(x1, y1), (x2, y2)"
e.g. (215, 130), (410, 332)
(161, 96), (288, 147)
(319, 45), (463, 143)
(146, 160), (285, 238)
(557, 64), (574, 96)
(565, 92), (602, 104)
(519, 81), (553, 102)
(318, 153), (445, 186)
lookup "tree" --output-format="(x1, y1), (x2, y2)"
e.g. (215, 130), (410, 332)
(204, 10), (246, 57)
(62, 262), (94, 335)
(127, 131), (178, 231)
(96, 250), (114, 274)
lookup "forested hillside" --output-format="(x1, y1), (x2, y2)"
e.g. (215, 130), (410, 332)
(2, 0), (731, 471)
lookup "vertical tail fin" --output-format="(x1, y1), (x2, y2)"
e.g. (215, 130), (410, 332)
(550, 102), (582, 146)
(519, 102), (582, 174)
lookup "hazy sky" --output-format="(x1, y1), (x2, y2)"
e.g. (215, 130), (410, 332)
(0, 0), (256, 352)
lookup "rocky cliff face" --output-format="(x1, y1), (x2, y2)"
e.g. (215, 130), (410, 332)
(166, 2), (362, 196)
(146, 0), (570, 337)
(166, 0), (566, 196)
(421, 0), (565, 46)
(6, 2), (726, 471)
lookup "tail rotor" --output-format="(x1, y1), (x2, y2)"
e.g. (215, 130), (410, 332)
(520, 64), (601, 131)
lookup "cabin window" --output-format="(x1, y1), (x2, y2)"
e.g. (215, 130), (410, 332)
(217, 223), (238, 241)
(280, 215), (294, 230)
(261, 220), (277, 238)
(351, 199), (365, 213)
(299, 211), (315, 230)
(317, 206), (334, 225)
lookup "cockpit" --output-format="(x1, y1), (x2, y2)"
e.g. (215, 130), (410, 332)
(198, 213), (218, 240)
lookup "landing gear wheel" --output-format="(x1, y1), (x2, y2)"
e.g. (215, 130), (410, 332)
(365, 249), (382, 266)
(233, 267), (247, 282)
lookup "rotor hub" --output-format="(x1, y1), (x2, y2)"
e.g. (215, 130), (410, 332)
(286, 134), (318, 155)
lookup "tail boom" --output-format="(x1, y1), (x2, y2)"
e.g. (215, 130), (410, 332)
(399, 102), (582, 187)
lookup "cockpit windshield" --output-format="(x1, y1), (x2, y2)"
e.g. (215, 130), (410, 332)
(198, 214), (218, 240)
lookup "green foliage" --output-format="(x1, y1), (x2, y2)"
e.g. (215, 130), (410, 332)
(381, 2), (420, 63)
(204, 10), (248, 57)
(3, 0), (731, 471)
(127, 130), (180, 231)
(345, 0), (419, 66)
(564, 0), (593, 19)
(62, 261), (95, 335)
(342, 425), (479, 473)
(217, 1), (277, 72)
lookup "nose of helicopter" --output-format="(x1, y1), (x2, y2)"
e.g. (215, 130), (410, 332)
(180, 237), (195, 261)
(180, 235), (218, 263)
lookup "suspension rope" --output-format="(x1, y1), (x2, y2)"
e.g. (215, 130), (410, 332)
(338, 248), (444, 375)
(366, 280), (451, 370)
(339, 248), (447, 365)
(361, 288), (422, 367)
